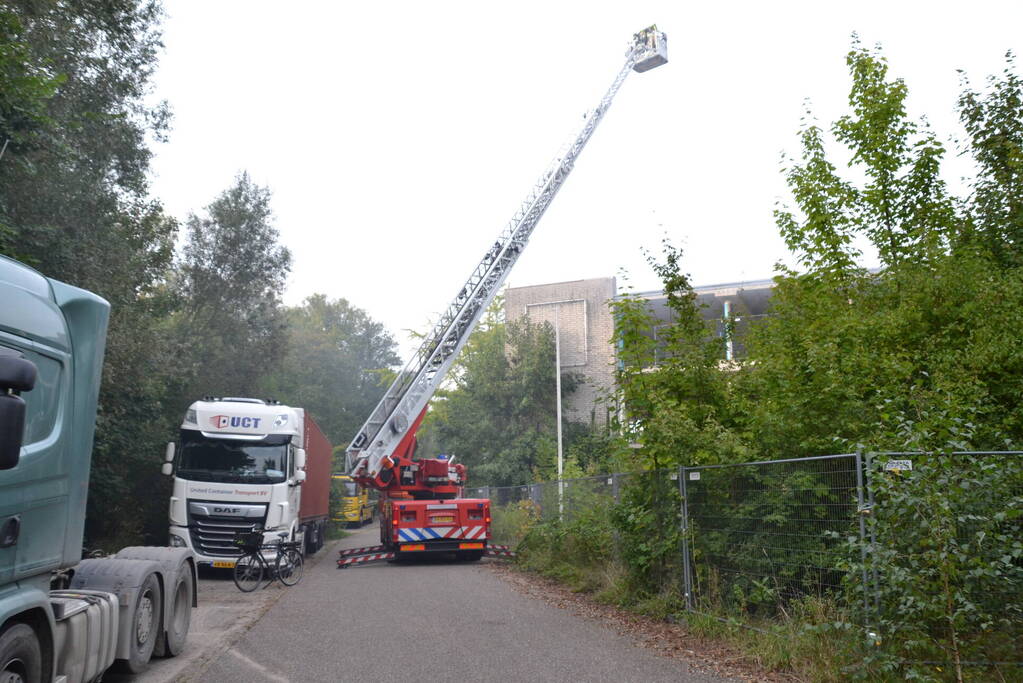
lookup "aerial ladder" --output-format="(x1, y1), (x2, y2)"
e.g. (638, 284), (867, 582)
(340, 26), (667, 567)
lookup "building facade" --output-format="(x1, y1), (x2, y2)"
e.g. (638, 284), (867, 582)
(505, 276), (775, 428)
(504, 277), (617, 426)
(634, 277), (774, 363)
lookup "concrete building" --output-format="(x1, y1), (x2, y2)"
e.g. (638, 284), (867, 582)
(505, 276), (775, 427)
(504, 277), (617, 426)
(634, 277), (774, 363)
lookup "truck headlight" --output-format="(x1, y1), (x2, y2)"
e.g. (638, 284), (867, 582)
(169, 533), (187, 548)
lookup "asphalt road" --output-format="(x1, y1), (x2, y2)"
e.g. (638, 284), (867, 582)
(169, 524), (734, 683)
(109, 551), (287, 683)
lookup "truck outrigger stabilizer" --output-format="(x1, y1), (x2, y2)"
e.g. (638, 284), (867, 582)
(336, 544), (516, 569)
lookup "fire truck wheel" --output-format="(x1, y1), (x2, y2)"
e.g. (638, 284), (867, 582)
(114, 572), (163, 674)
(0, 623), (42, 683)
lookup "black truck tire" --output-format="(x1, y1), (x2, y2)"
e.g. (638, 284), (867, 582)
(114, 572), (162, 674)
(160, 567), (193, 657)
(0, 623), (42, 683)
(304, 523), (318, 556)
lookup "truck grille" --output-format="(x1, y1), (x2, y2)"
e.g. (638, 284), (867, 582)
(190, 518), (261, 556)
(187, 501), (267, 557)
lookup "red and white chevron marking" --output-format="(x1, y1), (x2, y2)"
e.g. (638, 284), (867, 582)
(337, 552), (394, 568)
(395, 525), (488, 542)
(338, 545), (385, 557)
(484, 548), (516, 558)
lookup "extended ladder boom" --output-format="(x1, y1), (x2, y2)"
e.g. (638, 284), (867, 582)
(348, 27), (667, 481)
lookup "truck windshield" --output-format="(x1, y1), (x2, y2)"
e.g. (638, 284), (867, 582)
(332, 478), (358, 497)
(176, 431), (290, 485)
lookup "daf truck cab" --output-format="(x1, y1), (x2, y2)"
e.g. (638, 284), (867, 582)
(165, 398), (330, 568)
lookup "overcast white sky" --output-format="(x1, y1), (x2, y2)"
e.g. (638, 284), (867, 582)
(150, 1), (1023, 353)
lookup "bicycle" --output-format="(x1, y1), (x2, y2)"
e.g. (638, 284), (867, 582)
(231, 531), (304, 592)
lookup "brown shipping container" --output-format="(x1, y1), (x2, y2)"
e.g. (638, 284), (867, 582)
(299, 412), (332, 522)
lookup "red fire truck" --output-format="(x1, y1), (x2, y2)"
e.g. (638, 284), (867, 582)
(340, 26), (667, 567)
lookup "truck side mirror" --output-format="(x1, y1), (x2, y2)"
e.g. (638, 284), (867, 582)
(0, 351), (38, 471)
(165, 442), (175, 462)
(294, 470), (306, 484)
(295, 447), (306, 470)
(0, 394), (27, 470)
(161, 462), (173, 476)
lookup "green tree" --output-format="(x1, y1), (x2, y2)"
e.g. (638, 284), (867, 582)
(748, 42), (1023, 456)
(170, 172), (292, 408)
(419, 302), (583, 487)
(958, 52), (1023, 267)
(0, 1), (179, 547)
(0, 7), (62, 170)
(0, 0), (170, 282)
(260, 294), (401, 446)
(612, 247), (748, 469)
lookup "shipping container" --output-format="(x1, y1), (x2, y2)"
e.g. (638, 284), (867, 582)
(300, 412), (332, 523)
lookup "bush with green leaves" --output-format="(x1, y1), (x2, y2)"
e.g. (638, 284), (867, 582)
(846, 452), (1023, 680)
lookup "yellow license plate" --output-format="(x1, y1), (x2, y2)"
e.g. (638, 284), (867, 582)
(212, 560), (236, 569)
(431, 515), (455, 523)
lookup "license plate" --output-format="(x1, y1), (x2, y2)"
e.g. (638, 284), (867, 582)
(431, 515), (454, 523)
(212, 560), (236, 569)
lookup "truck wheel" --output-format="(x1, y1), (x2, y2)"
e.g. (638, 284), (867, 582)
(302, 526), (311, 555)
(160, 567), (193, 657)
(115, 572), (163, 674)
(0, 623), (42, 683)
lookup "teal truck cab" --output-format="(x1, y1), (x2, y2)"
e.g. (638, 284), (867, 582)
(0, 255), (195, 681)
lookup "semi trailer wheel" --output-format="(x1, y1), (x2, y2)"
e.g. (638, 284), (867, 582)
(114, 572), (162, 674)
(0, 623), (42, 683)
(160, 567), (193, 656)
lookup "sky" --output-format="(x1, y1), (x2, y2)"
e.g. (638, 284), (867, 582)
(149, 1), (1023, 354)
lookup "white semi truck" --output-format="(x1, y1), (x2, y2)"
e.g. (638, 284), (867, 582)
(164, 398), (332, 568)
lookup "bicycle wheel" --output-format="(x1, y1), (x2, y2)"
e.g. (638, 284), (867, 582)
(233, 554), (263, 592)
(276, 547), (304, 586)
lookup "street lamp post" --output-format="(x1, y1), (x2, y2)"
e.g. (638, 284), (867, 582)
(555, 305), (564, 519)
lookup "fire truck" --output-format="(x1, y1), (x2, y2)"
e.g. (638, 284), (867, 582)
(341, 27), (667, 566)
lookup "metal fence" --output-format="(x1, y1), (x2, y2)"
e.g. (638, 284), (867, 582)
(471, 451), (1023, 669)
(862, 451), (1023, 669)
(466, 470), (679, 546)
(680, 453), (864, 616)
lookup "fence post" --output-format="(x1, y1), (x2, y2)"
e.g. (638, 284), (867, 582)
(865, 452), (879, 628)
(854, 451), (871, 633)
(679, 464), (693, 611)
(611, 472), (620, 502)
